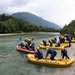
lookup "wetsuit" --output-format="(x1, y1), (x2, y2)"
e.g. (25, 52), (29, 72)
(61, 49), (69, 59)
(46, 48), (57, 60)
(35, 50), (43, 59)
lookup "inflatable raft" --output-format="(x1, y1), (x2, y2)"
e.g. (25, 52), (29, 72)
(40, 42), (70, 48)
(39, 43), (65, 50)
(65, 39), (75, 43)
(27, 54), (75, 68)
(16, 45), (37, 54)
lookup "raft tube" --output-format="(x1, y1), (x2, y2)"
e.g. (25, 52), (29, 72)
(27, 54), (75, 68)
(16, 45), (37, 54)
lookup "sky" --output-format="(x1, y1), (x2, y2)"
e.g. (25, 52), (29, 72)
(0, 0), (75, 27)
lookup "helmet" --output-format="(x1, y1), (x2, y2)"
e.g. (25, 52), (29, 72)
(25, 38), (28, 40)
(36, 47), (39, 50)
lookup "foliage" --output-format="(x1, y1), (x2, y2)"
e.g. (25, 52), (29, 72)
(60, 20), (75, 35)
(0, 14), (59, 33)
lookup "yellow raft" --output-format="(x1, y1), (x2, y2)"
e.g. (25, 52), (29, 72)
(40, 42), (70, 47)
(27, 54), (75, 68)
(40, 42), (69, 47)
(39, 42), (67, 50)
(65, 39), (75, 43)
(39, 44), (65, 50)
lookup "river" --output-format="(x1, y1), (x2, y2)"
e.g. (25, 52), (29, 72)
(0, 33), (75, 75)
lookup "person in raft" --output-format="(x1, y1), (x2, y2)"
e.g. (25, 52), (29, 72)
(35, 47), (43, 59)
(31, 37), (34, 44)
(19, 41), (25, 48)
(68, 36), (71, 47)
(48, 40), (53, 47)
(24, 38), (35, 50)
(45, 48), (57, 60)
(61, 49), (69, 59)
(30, 43), (35, 51)
(55, 41), (60, 47)
(43, 40), (47, 46)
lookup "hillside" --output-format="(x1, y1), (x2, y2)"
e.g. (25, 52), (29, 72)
(60, 20), (75, 35)
(0, 14), (59, 33)
(12, 12), (61, 30)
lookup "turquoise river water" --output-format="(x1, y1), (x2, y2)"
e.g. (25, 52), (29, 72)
(0, 33), (75, 75)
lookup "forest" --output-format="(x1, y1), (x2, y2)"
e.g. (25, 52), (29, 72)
(60, 20), (75, 35)
(0, 14), (59, 33)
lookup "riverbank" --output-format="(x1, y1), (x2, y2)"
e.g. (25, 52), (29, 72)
(0, 32), (60, 36)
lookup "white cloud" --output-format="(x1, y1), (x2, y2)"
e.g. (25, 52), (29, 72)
(0, 0), (75, 27)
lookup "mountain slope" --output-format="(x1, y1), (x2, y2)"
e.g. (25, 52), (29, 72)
(0, 14), (59, 33)
(12, 12), (61, 29)
(60, 20), (75, 34)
